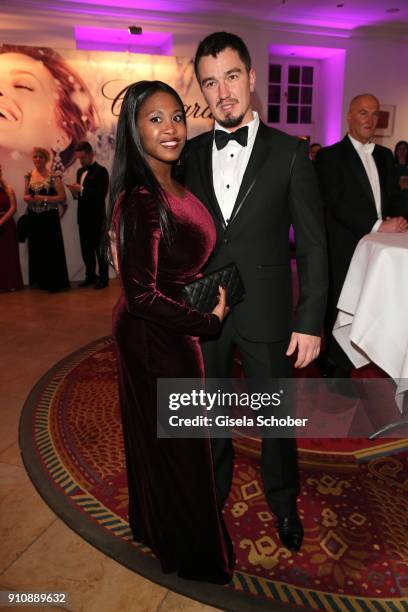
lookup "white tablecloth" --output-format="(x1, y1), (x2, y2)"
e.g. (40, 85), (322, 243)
(333, 233), (408, 411)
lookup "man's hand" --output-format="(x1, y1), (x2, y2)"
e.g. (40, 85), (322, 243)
(378, 216), (408, 233)
(286, 332), (321, 368)
(66, 183), (81, 195)
(399, 176), (408, 190)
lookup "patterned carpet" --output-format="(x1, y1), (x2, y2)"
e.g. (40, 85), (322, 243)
(19, 337), (408, 611)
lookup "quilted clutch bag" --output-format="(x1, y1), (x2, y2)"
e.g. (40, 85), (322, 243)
(182, 262), (245, 313)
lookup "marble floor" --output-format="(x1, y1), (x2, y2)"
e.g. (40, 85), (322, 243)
(0, 281), (219, 612)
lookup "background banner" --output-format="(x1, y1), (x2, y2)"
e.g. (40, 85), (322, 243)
(0, 44), (213, 282)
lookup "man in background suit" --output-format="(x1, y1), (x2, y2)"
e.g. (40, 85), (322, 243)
(183, 32), (328, 551)
(315, 94), (407, 374)
(68, 141), (109, 289)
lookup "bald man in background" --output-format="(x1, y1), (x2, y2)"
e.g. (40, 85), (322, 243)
(315, 94), (407, 375)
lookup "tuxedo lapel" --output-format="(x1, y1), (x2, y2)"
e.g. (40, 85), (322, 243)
(196, 136), (226, 229)
(342, 136), (376, 209)
(228, 123), (271, 226)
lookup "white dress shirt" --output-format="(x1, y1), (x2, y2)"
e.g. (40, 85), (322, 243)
(79, 168), (89, 196)
(212, 111), (260, 223)
(348, 134), (382, 232)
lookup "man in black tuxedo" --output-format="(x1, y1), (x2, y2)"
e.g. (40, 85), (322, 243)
(68, 141), (109, 289)
(183, 32), (328, 551)
(315, 94), (407, 373)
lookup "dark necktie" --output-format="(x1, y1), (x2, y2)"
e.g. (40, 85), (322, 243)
(214, 126), (249, 150)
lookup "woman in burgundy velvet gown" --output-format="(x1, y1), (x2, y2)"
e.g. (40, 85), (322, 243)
(0, 165), (23, 291)
(107, 81), (234, 583)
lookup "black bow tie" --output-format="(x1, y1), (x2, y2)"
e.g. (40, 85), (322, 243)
(214, 126), (249, 150)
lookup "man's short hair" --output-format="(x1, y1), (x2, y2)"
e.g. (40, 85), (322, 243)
(194, 32), (252, 79)
(75, 141), (93, 155)
(348, 94), (379, 111)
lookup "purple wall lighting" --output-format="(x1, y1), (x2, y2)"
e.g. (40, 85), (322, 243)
(269, 44), (345, 60)
(269, 44), (346, 146)
(320, 50), (347, 146)
(75, 26), (173, 55)
(70, 0), (182, 13)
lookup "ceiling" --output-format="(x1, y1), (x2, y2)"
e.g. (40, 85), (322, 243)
(4, 0), (408, 32)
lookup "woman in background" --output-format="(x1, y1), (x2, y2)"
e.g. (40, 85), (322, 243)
(107, 80), (234, 583)
(393, 140), (408, 219)
(0, 164), (23, 291)
(394, 140), (408, 190)
(24, 147), (69, 292)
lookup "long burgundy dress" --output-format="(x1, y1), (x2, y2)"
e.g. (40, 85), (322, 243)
(0, 186), (23, 291)
(112, 188), (234, 583)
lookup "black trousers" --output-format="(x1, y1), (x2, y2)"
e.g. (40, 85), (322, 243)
(78, 218), (108, 283)
(201, 314), (300, 518)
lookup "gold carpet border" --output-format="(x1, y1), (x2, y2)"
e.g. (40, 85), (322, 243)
(232, 572), (408, 611)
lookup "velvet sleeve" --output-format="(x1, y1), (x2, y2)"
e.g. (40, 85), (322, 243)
(118, 192), (221, 336)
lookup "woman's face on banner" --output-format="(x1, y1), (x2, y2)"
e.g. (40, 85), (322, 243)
(0, 52), (69, 156)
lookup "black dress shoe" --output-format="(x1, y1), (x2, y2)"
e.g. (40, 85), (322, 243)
(78, 278), (96, 287)
(94, 280), (108, 290)
(277, 514), (304, 551)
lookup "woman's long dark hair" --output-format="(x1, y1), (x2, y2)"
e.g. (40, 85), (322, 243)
(105, 80), (186, 266)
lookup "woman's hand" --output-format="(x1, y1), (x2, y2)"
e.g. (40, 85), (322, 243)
(211, 286), (230, 323)
(23, 194), (34, 203)
(109, 231), (120, 272)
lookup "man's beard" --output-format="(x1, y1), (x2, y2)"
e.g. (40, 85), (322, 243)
(217, 113), (245, 129)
